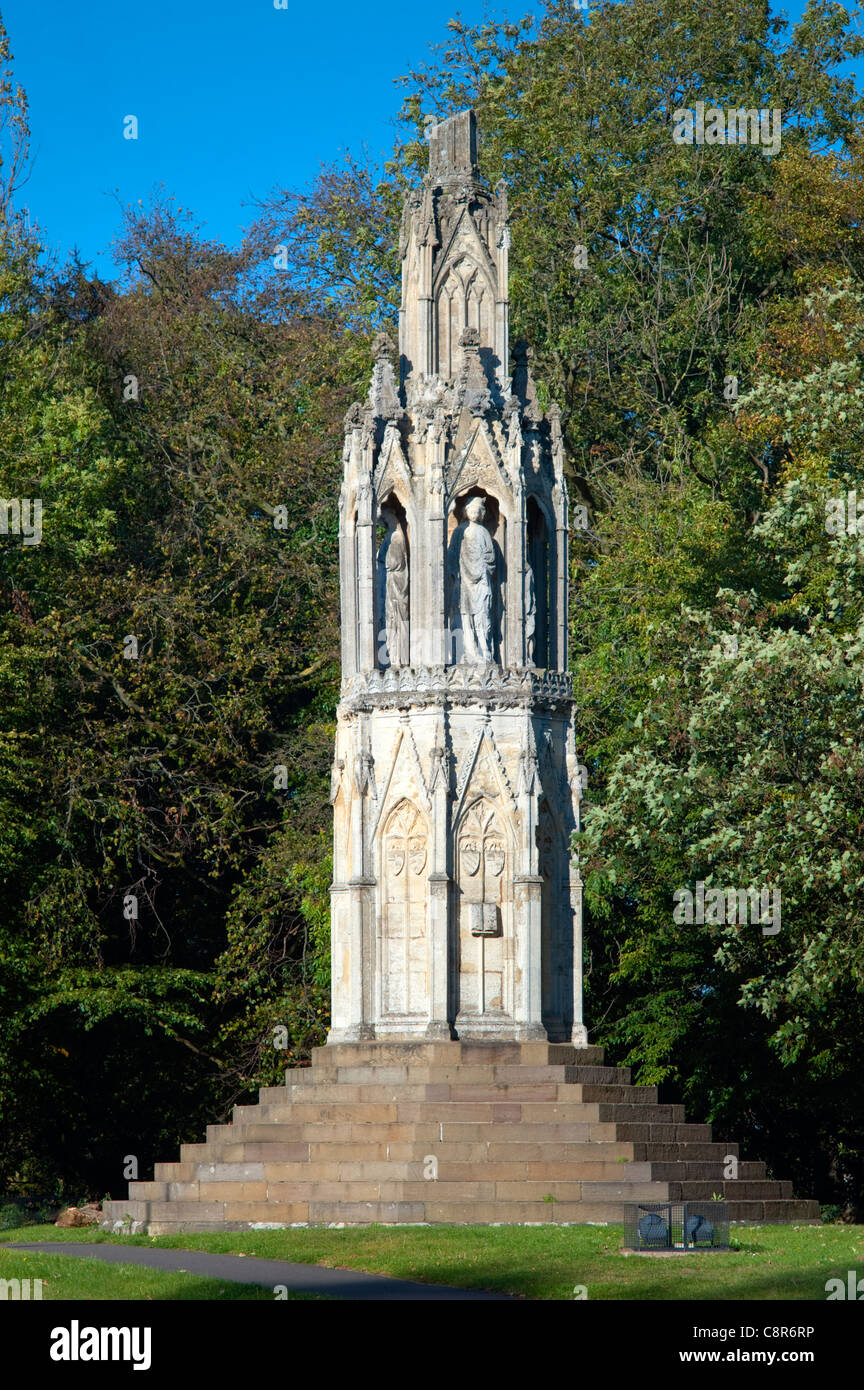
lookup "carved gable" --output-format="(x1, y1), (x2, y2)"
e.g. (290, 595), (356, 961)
(447, 418), (509, 499)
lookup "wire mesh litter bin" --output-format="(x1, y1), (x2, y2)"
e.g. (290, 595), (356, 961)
(624, 1202), (729, 1251)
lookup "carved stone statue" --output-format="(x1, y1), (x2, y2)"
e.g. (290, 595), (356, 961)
(448, 496), (496, 664)
(525, 561), (536, 666)
(377, 507), (409, 667)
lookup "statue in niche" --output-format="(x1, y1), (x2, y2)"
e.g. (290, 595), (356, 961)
(377, 506), (409, 667)
(525, 561), (536, 666)
(448, 496), (496, 664)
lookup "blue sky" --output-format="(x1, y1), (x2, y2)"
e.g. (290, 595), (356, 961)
(3, 0), (510, 278)
(0, 0), (830, 281)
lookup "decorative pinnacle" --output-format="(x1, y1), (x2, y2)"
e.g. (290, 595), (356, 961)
(372, 331), (397, 361)
(427, 109), (480, 186)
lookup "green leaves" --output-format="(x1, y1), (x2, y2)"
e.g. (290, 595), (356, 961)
(0, 178), (356, 1192)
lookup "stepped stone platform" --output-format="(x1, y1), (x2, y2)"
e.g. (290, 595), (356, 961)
(101, 1043), (819, 1234)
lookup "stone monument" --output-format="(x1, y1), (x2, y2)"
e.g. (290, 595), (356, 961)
(330, 107), (586, 1045)
(101, 113), (818, 1233)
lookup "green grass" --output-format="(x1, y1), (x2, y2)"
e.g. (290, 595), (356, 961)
(4, 1222), (862, 1300)
(0, 1245), (321, 1300)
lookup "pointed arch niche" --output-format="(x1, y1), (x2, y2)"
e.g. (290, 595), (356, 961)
(526, 497), (552, 670)
(375, 491), (410, 671)
(435, 256), (494, 379)
(446, 488), (506, 665)
(455, 796), (511, 1022)
(379, 799), (429, 1018)
(344, 505), (359, 675)
(538, 798), (571, 1041)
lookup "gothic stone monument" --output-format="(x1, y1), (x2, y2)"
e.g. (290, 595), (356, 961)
(330, 106), (585, 1046)
(102, 112), (818, 1233)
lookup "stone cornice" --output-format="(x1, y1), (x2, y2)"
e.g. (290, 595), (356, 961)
(340, 665), (574, 714)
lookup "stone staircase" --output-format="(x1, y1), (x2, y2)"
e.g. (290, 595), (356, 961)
(101, 1042), (820, 1233)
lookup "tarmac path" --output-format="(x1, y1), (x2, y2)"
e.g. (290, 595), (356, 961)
(4, 1240), (519, 1301)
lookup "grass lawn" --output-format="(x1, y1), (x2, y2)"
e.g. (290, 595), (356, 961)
(0, 1245), (314, 1300)
(3, 1222), (862, 1300)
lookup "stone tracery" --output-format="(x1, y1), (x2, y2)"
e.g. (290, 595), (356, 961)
(329, 109), (586, 1045)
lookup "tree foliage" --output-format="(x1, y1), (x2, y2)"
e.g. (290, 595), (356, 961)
(1, 1), (863, 1212)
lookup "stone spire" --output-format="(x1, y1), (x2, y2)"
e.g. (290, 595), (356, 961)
(330, 110), (586, 1047)
(427, 109), (479, 186)
(367, 331), (401, 420)
(512, 340), (543, 425)
(399, 109), (510, 391)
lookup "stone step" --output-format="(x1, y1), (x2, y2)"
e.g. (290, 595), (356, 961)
(104, 1040), (816, 1232)
(304, 1063), (634, 1088)
(179, 1143), (212, 1163)
(630, 1142), (737, 1162)
(254, 1099), (647, 1126)
(647, 1161), (766, 1181)
(667, 1180), (789, 1201)
(127, 1182), (168, 1201)
(135, 1178), (676, 1207)
(220, 1140), (640, 1165)
(101, 1199), (150, 1229)
(288, 1081), (560, 1104)
(312, 1043), (608, 1069)
(195, 1114), (730, 1163)
(147, 1221), (240, 1236)
(441, 1083), (562, 1102)
(153, 1161), (197, 1181)
(235, 1094), (691, 1128)
(145, 1199), (310, 1225)
(597, 1103), (686, 1123)
(102, 1188), (821, 1232)
(250, 1087), (427, 1113)
(212, 1120), (624, 1147)
(307, 1066), (416, 1088)
(156, 1159), (660, 1187)
(495, 1064), (632, 1086)
(139, 1199), (640, 1230)
(259, 1085), (299, 1104)
(259, 1103), (403, 1124)
(192, 1162), (270, 1184)
(206, 1124), (241, 1144)
(577, 1085), (658, 1104)
(615, 1123), (712, 1143)
(724, 1199), (820, 1223)
(263, 1072), (313, 1100)
(167, 1143), (769, 1190)
(205, 1141), (312, 1164)
(311, 1044), (459, 1068)
(257, 1077), (658, 1113)
(359, 1160), (657, 1183)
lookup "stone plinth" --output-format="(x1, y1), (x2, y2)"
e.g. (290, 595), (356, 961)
(101, 1043), (819, 1234)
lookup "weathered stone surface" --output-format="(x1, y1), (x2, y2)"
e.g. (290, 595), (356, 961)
(100, 113), (818, 1238)
(100, 1039), (819, 1232)
(329, 110), (585, 1049)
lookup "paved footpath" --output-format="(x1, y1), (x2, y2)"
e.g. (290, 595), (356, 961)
(4, 1242), (518, 1301)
